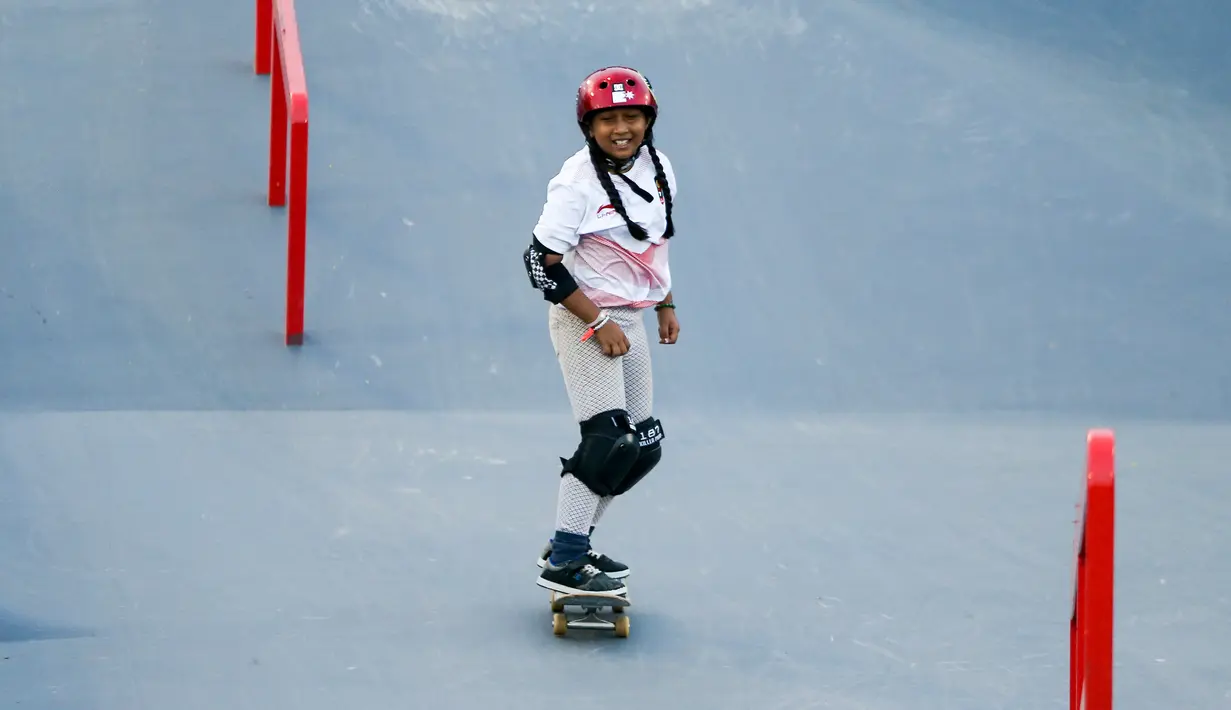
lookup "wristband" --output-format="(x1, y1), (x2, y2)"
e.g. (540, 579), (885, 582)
(654, 302), (675, 311)
(580, 312), (610, 342)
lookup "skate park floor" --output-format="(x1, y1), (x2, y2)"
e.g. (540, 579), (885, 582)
(2, 410), (1229, 708)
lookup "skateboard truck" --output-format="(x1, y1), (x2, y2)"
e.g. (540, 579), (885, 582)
(549, 590), (631, 638)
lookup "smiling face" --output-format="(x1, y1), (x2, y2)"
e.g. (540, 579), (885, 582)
(587, 108), (650, 162)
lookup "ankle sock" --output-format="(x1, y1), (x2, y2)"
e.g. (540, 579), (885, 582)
(548, 530), (589, 566)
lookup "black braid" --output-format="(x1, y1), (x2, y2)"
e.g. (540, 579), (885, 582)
(644, 130), (675, 239)
(586, 138), (651, 241)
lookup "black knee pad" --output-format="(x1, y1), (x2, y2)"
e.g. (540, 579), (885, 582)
(560, 409), (640, 496)
(611, 416), (665, 496)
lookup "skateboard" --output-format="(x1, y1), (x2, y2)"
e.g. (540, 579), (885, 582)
(549, 590), (631, 638)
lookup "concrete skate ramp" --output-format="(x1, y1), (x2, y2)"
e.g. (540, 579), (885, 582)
(2, 0), (1230, 417)
(2, 0), (1229, 708)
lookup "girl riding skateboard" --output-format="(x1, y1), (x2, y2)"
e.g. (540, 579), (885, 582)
(522, 66), (680, 596)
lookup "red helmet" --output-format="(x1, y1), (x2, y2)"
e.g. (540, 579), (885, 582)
(576, 66), (658, 126)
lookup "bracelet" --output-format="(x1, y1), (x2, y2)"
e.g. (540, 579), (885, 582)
(654, 303), (675, 311)
(580, 312), (611, 342)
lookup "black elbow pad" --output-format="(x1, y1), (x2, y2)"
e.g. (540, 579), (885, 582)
(523, 238), (578, 304)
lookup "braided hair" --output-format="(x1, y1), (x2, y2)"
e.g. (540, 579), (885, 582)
(584, 116), (675, 242)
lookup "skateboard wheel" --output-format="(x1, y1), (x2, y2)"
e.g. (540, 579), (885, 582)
(552, 613), (568, 636)
(614, 615), (630, 638)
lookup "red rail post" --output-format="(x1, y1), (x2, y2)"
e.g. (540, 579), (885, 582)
(259, 0), (310, 346)
(1070, 428), (1115, 710)
(268, 24), (287, 205)
(255, 0), (272, 74)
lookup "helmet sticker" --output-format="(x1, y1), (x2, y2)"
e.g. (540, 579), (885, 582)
(611, 83), (634, 104)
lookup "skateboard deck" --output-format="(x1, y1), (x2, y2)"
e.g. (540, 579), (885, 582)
(549, 590), (631, 637)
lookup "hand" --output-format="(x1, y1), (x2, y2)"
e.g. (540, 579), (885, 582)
(594, 320), (630, 357)
(657, 308), (680, 344)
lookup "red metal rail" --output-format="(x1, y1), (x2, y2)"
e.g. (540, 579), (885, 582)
(255, 0), (310, 346)
(1071, 428), (1115, 710)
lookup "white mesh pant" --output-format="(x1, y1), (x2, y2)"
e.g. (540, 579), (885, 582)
(548, 305), (654, 424)
(547, 304), (654, 537)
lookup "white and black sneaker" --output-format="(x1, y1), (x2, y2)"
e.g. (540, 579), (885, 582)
(537, 540), (630, 579)
(536, 555), (628, 596)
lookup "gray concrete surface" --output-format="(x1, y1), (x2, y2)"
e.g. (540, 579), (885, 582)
(1, 0), (1228, 707)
